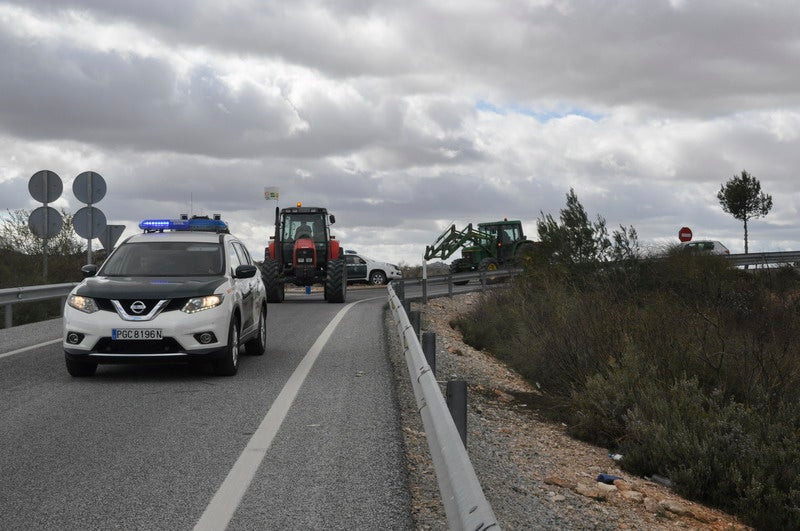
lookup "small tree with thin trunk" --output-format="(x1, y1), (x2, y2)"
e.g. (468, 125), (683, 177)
(717, 170), (773, 254)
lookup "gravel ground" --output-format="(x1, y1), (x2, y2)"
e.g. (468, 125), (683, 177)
(385, 292), (751, 531)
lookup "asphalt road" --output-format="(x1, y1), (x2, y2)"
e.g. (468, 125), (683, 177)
(0, 286), (413, 530)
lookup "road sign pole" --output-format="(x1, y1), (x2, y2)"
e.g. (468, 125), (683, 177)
(87, 173), (93, 265)
(43, 172), (49, 281)
(28, 170), (65, 281)
(74, 171), (107, 265)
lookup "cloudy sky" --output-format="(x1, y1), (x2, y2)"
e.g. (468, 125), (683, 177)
(1, 0), (799, 264)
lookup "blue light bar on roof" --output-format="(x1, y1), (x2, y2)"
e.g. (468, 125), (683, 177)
(139, 218), (228, 232)
(187, 218), (228, 231)
(139, 219), (186, 231)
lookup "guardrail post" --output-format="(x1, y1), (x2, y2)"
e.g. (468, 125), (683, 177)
(422, 331), (436, 376)
(447, 275), (453, 298)
(480, 271), (487, 291)
(409, 310), (421, 338)
(402, 299), (411, 315)
(446, 380), (468, 446)
(396, 280), (405, 302)
(4, 305), (11, 329)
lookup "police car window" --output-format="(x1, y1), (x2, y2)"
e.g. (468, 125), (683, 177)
(239, 244), (253, 265)
(99, 242), (224, 276)
(227, 242), (242, 273)
(232, 242), (250, 266)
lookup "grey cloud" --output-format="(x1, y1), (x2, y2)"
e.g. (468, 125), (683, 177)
(8, 0), (800, 116)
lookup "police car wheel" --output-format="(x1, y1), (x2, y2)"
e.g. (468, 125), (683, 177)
(369, 271), (387, 285)
(213, 317), (240, 376)
(245, 307), (267, 356)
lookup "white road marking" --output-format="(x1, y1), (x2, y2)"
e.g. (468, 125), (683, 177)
(193, 298), (373, 531)
(0, 338), (61, 360)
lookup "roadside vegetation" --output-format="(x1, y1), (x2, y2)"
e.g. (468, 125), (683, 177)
(453, 192), (800, 529)
(0, 209), (93, 326)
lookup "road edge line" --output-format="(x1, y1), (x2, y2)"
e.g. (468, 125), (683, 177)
(0, 338), (62, 360)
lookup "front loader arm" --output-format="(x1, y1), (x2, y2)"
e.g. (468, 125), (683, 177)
(424, 223), (495, 261)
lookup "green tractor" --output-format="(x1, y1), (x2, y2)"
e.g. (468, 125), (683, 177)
(424, 219), (537, 284)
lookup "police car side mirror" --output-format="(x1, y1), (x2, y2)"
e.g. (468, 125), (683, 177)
(234, 264), (257, 279)
(81, 264), (98, 278)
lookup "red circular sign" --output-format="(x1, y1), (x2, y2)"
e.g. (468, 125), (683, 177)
(678, 227), (693, 242)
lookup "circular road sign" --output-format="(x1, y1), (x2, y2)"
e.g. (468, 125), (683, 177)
(73, 206), (108, 239)
(678, 226), (693, 242)
(28, 206), (64, 239)
(73, 171), (107, 204)
(28, 170), (63, 203)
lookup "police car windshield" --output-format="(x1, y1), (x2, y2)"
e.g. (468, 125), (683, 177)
(100, 242), (225, 277)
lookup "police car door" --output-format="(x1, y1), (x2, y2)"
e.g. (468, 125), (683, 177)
(234, 242), (259, 333)
(345, 255), (367, 281)
(228, 241), (254, 331)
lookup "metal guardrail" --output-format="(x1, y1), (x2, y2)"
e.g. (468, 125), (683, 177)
(0, 283), (76, 329)
(725, 251), (800, 268)
(387, 283), (499, 531)
(393, 268), (521, 303)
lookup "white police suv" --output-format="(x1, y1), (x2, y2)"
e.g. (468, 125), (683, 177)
(343, 250), (402, 285)
(63, 216), (267, 377)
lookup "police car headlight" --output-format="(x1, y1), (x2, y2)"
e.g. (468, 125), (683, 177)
(67, 295), (99, 314)
(182, 294), (224, 314)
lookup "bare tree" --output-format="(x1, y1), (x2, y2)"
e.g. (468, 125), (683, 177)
(717, 170), (773, 254)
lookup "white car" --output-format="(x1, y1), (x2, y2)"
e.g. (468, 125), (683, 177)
(681, 240), (730, 255)
(62, 216), (267, 377)
(344, 251), (402, 285)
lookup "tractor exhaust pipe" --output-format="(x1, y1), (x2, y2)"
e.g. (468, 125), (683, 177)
(274, 205), (281, 264)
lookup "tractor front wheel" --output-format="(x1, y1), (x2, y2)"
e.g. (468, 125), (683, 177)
(261, 259), (285, 303)
(325, 259), (347, 303)
(450, 258), (470, 285)
(479, 257), (502, 284)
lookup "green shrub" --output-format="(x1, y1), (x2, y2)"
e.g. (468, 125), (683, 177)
(453, 252), (800, 528)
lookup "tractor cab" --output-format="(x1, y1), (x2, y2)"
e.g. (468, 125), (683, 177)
(477, 220), (525, 262)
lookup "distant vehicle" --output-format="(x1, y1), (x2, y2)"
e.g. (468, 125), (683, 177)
(62, 215), (267, 377)
(681, 240), (730, 255)
(344, 251), (402, 285)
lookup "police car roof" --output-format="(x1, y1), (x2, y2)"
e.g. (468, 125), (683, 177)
(126, 231), (229, 244)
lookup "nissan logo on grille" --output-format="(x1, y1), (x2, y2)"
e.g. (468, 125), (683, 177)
(130, 301), (147, 314)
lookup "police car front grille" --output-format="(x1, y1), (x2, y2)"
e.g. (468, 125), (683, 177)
(94, 298), (186, 314)
(94, 337), (183, 354)
(115, 299), (164, 315)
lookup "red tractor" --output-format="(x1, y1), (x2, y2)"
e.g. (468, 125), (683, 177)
(261, 204), (347, 303)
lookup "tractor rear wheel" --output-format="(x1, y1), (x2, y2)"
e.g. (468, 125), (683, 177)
(325, 259), (347, 303)
(261, 259), (284, 303)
